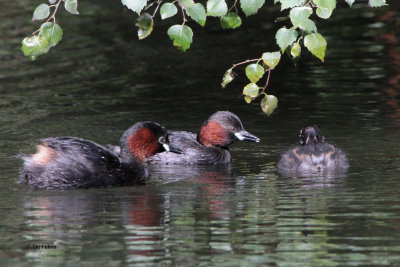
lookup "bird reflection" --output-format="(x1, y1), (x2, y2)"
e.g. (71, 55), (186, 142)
(149, 164), (233, 220)
(121, 186), (164, 261)
(377, 6), (400, 128)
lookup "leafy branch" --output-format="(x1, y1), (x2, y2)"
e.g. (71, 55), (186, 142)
(22, 0), (79, 60)
(22, 0), (388, 114)
(220, 0), (387, 115)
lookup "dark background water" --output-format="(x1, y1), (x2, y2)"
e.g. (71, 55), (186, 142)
(1, 0), (400, 266)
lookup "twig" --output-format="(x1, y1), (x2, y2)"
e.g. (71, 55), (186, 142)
(262, 68), (271, 90)
(232, 58), (260, 68)
(48, 0), (62, 24)
(32, 0), (62, 35)
(152, 0), (163, 17)
(228, 0), (238, 13)
(178, 2), (187, 24)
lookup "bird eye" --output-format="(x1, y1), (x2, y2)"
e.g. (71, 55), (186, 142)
(158, 136), (165, 144)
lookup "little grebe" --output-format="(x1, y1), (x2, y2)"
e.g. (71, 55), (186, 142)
(277, 125), (349, 173)
(147, 111), (260, 165)
(19, 122), (182, 189)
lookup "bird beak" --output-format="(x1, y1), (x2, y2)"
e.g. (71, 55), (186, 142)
(235, 131), (260, 142)
(162, 143), (183, 154)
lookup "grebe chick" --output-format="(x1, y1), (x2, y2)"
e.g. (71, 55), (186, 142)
(147, 111), (260, 165)
(277, 125), (349, 173)
(19, 122), (182, 189)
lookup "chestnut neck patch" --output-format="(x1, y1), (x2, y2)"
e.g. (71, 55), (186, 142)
(127, 128), (160, 161)
(198, 121), (228, 147)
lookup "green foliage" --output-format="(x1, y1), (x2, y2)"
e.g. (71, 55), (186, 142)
(160, 3), (178, 20)
(290, 42), (301, 58)
(243, 83), (261, 98)
(290, 7), (316, 32)
(369, 0), (387, 7)
(22, 0), (389, 114)
(32, 4), (50, 21)
(279, 0), (306, 11)
(40, 22), (63, 46)
(240, 0), (265, 16)
(304, 33), (327, 62)
(345, 0), (355, 7)
(314, 0), (336, 19)
(185, 3), (207, 26)
(167, 25), (193, 52)
(121, 0), (147, 15)
(262, 52), (281, 69)
(275, 27), (298, 52)
(21, 35), (50, 60)
(244, 96), (252, 103)
(261, 94), (278, 116)
(65, 0), (79, 15)
(136, 13), (153, 39)
(245, 64), (265, 83)
(207, 0), (228, 17)
(23, 0), (80, 60)
(221, 69), (236, 88)
(220, 12), (242, 29)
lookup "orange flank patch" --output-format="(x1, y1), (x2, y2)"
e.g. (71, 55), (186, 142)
(127, 128), (160, 161)
(198, 121), (227, 147)
(30, 145), (56, 165)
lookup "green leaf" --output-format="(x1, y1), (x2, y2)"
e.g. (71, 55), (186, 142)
(262, 52), (281, 69)
(32, 4), (50, 21)
(207, 0), (228, 17)
(220, 12), (242, 29)
(160, 3), (178, 19)
(39, 22), (63, 47)
(316, 7), (332, 19)
(275, 27), (298, 52)
(167, 25), (193, 52)
(344, 0), (355, 6)
(135, 13), (154, 40)
(221, 69), (236, 88)
(21, 35), (50, 60)
(240, 0), (265, 16)
(261, 94), (278, 115)
(65, 0), (79, 15)
(244, 96), (253, 103)
(245, 64), (265, 83)
(280, 0), (306, 10)
(121, 0), (148, 15)
(243, 83), (260, 98)
(291, 42), (301, 58)
(180, 0), (194, 8)
(314, 0), (336, 19)
(289, 7), (317, 32)
(314, 0), (336, 9)
(369, 0), (387, 7)
(185, 3), (207, 26)
(304, 33), (327, 62)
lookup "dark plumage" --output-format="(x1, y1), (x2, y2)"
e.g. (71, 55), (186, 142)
(277, 125), (349, 173)
(18, 122), (182, 189)
(147, 111), (260, 165)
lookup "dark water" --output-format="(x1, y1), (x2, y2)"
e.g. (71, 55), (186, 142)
(1, 0), (400, 265)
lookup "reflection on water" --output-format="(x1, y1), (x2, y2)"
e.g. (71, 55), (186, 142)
(1, 0), (400, 266)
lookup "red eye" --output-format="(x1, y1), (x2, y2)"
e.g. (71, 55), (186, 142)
(158, 136), (165, 144)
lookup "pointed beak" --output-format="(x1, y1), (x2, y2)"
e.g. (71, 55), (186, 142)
(162, 143), (183, 154)
(234, 131), (260, 143)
